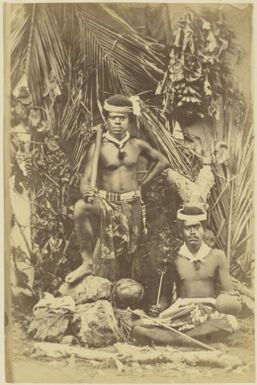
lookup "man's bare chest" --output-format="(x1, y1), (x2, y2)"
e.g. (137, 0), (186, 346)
(100, 141), (140, 169)
(175, 255), (218, 281)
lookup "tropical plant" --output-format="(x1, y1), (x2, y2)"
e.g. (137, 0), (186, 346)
(155, 9), (253, 283)
(157, 10), (237, 125)
(9, 3), (253, 294)
(10, 3), (184, 295)
(209, 104), (254, 283)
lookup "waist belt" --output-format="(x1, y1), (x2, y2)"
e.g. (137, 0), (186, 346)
(98, 190), (141, 202)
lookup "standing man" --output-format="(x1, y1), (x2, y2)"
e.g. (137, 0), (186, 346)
(65, 94), (169, 284)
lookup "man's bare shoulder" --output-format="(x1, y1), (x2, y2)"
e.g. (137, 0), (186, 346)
(210, 248), (225, 255)
(130, 137), (148, 145)
(209, 248), (227, 265)
(130, 137), (155, 151)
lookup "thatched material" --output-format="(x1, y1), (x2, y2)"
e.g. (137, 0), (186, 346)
(58, 275), (113, 305)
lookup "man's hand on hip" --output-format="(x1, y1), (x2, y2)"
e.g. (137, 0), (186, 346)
(82, 186), (98, 202)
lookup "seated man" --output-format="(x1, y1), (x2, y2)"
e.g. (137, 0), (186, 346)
(132, 206), (242, 345)
(65, 94), (169, 284)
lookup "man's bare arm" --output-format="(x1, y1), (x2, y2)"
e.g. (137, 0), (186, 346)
(137, 139), (169, 186)
(218, 250), (234, 292)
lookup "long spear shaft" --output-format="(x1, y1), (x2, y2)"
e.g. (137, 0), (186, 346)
(131, 310), (218, 352)
(90, 124), (103, 189)
(156, 271), (165, 307)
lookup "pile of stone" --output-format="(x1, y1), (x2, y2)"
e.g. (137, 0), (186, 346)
(28, 276), (143, 347)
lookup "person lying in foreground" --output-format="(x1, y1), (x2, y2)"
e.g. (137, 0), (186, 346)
(132, 206), (242, 346)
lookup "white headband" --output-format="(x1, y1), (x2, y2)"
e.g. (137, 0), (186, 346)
(103, 96), (141, 116)
(177, 208), (207, 222)
(103, 101), (133, 113)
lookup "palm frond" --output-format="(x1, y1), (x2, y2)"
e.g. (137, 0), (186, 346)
(11, 4), (65, 103)
(41, 3), (166, 171)
(139, 107), (198, 178)
(209, 109), (254, 282)
(10, 4), (30, 88)
(75, 4), (164, 103)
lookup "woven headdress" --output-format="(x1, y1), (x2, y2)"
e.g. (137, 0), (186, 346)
(103, 94), (141, 116)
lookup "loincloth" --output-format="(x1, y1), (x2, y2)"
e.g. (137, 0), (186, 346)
(163, 298), (238, 333)
(92, 190), (146, 281)
(138, 298), (238, 342)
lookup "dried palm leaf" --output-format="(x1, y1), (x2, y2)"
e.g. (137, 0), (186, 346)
(209, 110), (253, 282)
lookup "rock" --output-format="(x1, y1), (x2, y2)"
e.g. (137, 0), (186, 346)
(28, 307), (72, 342)
(58, 275), (113, 305)
(34, 292), (75, 312)
(28, 293), (75, 342)
(72, 300), (120, 347)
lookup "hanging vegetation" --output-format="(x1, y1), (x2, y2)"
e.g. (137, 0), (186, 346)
(156, 10), (236, 124)
(155, 9), (253, 284)
(9, 3), (253, 298)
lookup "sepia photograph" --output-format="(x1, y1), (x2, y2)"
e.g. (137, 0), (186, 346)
(3, 1), (255, 383)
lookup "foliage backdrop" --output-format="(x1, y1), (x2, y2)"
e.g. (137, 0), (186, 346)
(9, 4), (253, 302)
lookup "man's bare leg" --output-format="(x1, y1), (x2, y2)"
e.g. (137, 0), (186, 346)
(65, 199), (100, 284)
(131, 324), (186, 346)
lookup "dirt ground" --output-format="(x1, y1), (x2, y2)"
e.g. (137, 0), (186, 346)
(5, 313), (255, 384)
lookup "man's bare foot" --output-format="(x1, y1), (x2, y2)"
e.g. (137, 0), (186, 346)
(65, 261), (93, 284)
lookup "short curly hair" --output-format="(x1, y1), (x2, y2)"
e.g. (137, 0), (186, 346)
(103, 94), (134, 123)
